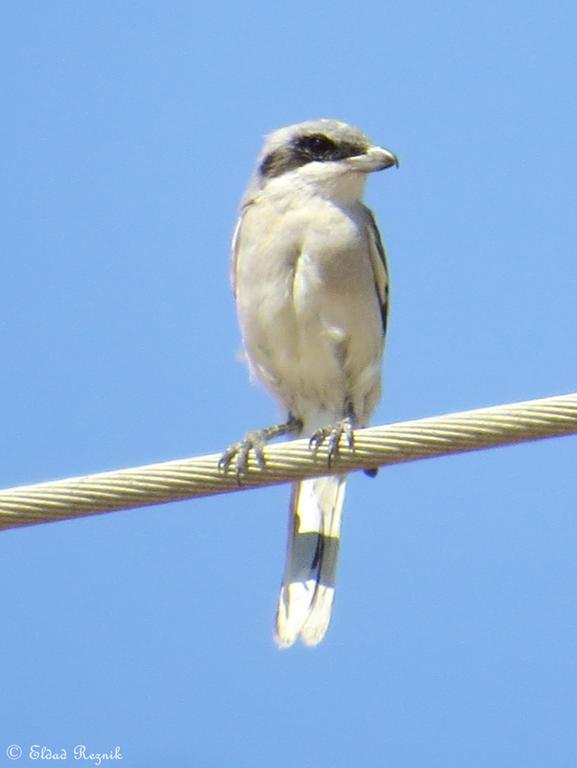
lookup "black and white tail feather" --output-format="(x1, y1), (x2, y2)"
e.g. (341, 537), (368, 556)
(275, 475), (346, 647)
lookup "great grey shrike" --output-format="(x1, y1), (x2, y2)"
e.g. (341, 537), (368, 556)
(220, 119), (398, 647)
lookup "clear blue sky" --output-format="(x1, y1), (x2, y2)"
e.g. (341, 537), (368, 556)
(1, 2), (577, 766)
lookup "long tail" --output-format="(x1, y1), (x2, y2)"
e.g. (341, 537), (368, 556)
(274, 475), (347, 648)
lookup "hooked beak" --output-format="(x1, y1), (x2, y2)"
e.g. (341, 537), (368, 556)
(346, 146), (399, 173)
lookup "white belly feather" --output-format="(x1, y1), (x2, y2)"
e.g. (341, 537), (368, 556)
(234, 195), (383, 432)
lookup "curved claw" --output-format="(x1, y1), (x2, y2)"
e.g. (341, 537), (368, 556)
(309, 417), (355, 468)
(218, 432), (267, 476)
(218, 416), (301, 477)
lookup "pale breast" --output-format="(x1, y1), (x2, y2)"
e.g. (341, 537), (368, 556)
(233, 196), (384, 425)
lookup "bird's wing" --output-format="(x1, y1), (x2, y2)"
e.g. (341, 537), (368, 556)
(231, 194), (260, 298)
(230, 213), (244, 298)
(364, 206), (389, 337)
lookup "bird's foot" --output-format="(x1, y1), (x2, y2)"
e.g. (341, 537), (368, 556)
(218, 431), (267, 475)
(309, 416), (355, 469)
(218, 416), (302, 476)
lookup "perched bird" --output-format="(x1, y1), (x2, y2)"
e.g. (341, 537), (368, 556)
(221, 119), (397, 647)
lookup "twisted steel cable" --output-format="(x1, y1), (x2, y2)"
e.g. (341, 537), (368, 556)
(1, 392), (576, 530)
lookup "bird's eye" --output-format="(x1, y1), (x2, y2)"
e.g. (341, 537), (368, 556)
(307, 135), (333, 153)
(296, 133), (336, 160)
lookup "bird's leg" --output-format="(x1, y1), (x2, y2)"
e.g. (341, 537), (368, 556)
(309, 408), (357, 470)
(219, 413), (302, 475)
